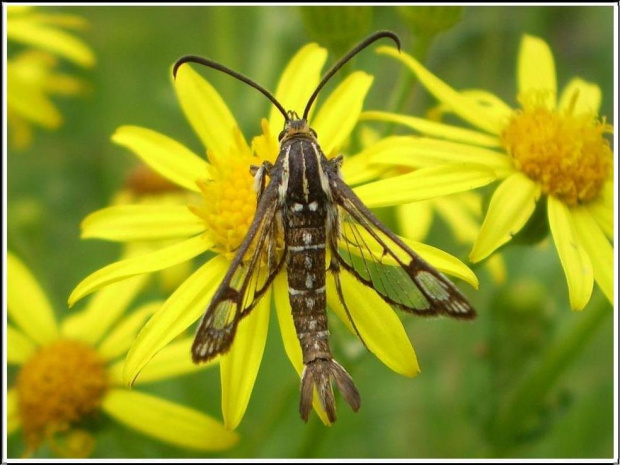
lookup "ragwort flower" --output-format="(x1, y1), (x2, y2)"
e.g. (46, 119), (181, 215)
(68, 43), (478, 428)
(109, 164), (200, 292)
(7, 6), (94, 148)
(354, 127), (506, 283)
(7, 252), (238, 457)
(364, 35), (613, 310)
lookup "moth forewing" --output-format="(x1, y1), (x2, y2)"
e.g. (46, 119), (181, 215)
(191, 182), (284, 363)
(328, 173), (476, 319)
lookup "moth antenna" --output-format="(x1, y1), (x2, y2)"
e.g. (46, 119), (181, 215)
(302, 30), (401, 120)
(173, 55), (289, 122)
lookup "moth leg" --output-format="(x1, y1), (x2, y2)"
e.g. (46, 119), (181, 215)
(250, 161), (273, 200)
(330, 154), (344, 167)
(328, 155), (344, 179)
(329, 259), (369, 352)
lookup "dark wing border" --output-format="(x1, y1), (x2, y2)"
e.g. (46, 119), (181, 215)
(192, 181), (286, 362)
(329, 174), (475, 319)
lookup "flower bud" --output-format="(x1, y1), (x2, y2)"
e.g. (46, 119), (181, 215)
(396, 6), (463, 40)
(301, 7), (373, 58)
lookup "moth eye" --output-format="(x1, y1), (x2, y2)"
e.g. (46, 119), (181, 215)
(278, 129), (286, 141)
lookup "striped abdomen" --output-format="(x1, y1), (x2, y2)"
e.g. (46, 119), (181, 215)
(283, 137), (331, 366)
(282, 137), (360, 422)
(286, 220), (330, 364)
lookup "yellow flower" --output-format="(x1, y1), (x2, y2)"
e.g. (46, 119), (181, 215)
(7, 6), (95, 148)
(396, 191), (507, 285)
(7, 252), (238, 457)
(356, 125), (506, 284)
(111, 164), (201, 292)
(363, 35), (613, 311)
(68, 43), (478, 429)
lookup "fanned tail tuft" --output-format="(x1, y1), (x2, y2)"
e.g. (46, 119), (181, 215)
(299, 358), (361, 422)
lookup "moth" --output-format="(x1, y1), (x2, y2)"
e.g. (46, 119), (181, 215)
(173, 31), (476, 423)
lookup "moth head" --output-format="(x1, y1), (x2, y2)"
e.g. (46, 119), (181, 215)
(278, 112), (318, 143)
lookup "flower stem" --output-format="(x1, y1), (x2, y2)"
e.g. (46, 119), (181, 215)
(491, 294), (612, 454)
(382, 35), (431, 137)
(295, 413), (328, 458)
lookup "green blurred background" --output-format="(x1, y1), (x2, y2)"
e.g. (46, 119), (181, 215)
(7, 5), (615, 459)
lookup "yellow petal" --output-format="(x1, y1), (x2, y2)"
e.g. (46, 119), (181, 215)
(548, 197), (594, 311)
(396, 201), (433, 242)
(470, 173), (541, 262)
(251, 118), (280, 164)
(269, 43), (328, 135)
(7, 62), (62, 128)
(311, 72), (373, 155)
(327, 272), (420, 377)
(26, 12), (90, 30)
(355, 135), (420, 166)
(118, 336), (217, 385)
(69, 235), (211, 307)
(455, 89), (514, 124)
(273, 274), (302, 369)
(7, 324), (36, 365)
(81, 205), (204, 242)
(112, 126), (207, 193)
(518, 35), (556, 109)
(157, 256), (194, 293)
(428, 89), (513, 124)
(339, 152), (385, 186)
(354, 164), (497, 208)
(174, 64), (241, 158)
(7, 19), (95, 67)
(571, 206), (612, 305)
(7, 108), (34, 149)
(433, 196), (481, 244)
(62, 274), (149, 345)
(361, 111), (501, 147)
(7, 6), (33, 15)
(7, 388), (21, 435)
(96, 301), (163, 362)
(588, 181), (613, 239)
(101, 389), (239, 451)
(485, 254), (508, 286)
(44, 72), (87, 96)
(377, 46), (503, 134)
(221, 288), (271, 430)
(7, 252), (58, 345)
(558, 78), (602, 115)
(367, 137), (513, 177)
(123, 255), (229, 386)
(272, 274), (331, 425)
(401, 239), (479, 288)
(341, 136), (419, 186)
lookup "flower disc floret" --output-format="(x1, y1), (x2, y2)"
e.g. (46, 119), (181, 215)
(16, 340), (108, 449)
(502, 90), (613, 206)
(191, 159), (257, 257)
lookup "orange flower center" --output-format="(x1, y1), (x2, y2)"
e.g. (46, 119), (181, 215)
(16, 340), (108, 453)
(501, 90), (613, 206)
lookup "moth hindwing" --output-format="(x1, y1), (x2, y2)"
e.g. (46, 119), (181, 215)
(174, 30), (475, 424)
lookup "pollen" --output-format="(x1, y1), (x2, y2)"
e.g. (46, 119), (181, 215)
(501, 90), (613, 206)
(16, 340), (108, 452)
(190, 157), (258, 258)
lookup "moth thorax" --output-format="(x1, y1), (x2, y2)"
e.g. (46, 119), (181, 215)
(281, 119), (316, 143)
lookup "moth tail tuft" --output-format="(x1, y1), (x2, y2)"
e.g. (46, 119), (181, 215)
(299, 358), (361, 423)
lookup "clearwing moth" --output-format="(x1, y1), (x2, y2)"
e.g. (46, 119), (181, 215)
(173, 30), (476, 423)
